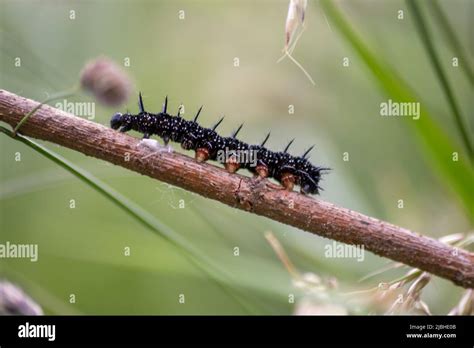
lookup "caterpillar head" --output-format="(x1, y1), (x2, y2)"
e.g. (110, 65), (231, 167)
(110, 112), (132, 132)
(300, 180), (319, 195)
(110, 112), (124, 130)
(298, 169), (321, 194)
(299, 167), (330, 195)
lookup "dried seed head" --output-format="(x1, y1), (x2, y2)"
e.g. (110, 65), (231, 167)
(0, 280), (43, 315)
(415, 300), (432, 315)
(285, 0), (307, 48)
(294, 298), (347, 315)
(372, 286), (401, 311)
(292, 272), (326, 294)
(326, 277), (338, 289)
(80, 56), (132, 107)
(384, 272), (432, 315)
(449, 289), (474, 315)
(398, 268), (422, 287)
(438, 233), (465, 245)
(301, 272), (322, 286)
(407, 272), (431, 299)
(458, 289), (474, 315)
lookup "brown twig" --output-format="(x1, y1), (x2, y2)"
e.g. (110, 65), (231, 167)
(1, 89), (473, 288)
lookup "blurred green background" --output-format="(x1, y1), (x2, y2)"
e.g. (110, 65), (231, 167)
(0, 0), (472, 314)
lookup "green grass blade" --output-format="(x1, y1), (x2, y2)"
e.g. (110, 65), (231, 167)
(319, 0), (474, 222)
(427, 0), (474, 85)
(0, 126), (261, 314)
(406, 0), (472, 160)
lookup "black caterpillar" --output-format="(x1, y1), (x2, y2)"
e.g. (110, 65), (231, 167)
(110, 93), (329, 194)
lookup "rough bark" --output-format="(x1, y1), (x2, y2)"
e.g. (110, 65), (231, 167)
(1, 89), (473, 288)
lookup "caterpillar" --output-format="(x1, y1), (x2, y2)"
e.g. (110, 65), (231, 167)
(110, 93), (329, 194)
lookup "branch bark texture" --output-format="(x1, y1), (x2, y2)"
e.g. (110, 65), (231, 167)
(1, 89), (473, 288)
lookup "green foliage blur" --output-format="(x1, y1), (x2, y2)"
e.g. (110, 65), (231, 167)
(0, 0), (472, 314)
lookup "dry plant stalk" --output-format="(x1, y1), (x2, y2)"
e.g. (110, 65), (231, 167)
(1, 89), (473, 288)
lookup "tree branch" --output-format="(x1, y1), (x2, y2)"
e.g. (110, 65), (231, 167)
(1, 89), (473, 288)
